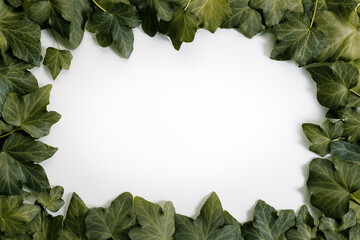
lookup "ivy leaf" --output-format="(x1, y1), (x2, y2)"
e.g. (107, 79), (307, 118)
(221, 0), (264, 38)
(249, 200), (295, 239)
(6, 0), (23, 7)
(0, 0), (41, 65)
(174, 192), (238, 240)
(286, 205), (318, 240)
(0, 55), (38, 113)
(341, 107), (360, 144)
(249, 0), (302, 26)
(61, 193), (89, 240)
(0, 132), (56, 195)
(67, 0), (94, 49)
(307, 157), (360, 218)
(131, 0), (174, 37)
(37, 186), (65, 212)
(331, 141), (360, 164)
(319, 209), (357, 240)
(28, 0), (72, 38)
(270, 12), (326, 66)
(302, 120), (343, 157)
(86, 2), (141, 58)
(2, 85), (61, 139)
(185, 0), (232, 33)
(129, 197), (175, 240)
(350, 224), (360, 240)
(223, 211), (243, 240)
(0, 120), (13, 135)
(0, 195), (40, 237)
(307, 61), (359, 109)
(159, 5), (199, 50)
(33, 215), (64, 240)
(315, 11), (360, 62)
(43, 48), (73, 80)
(85, 192), (137, 240)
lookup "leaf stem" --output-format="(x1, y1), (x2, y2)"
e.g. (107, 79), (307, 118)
(356, 3), (360, 13)
(50, 29), (60, 50)
(331, 137), (343, 142)
(350, 89), (360, 98)
(92, 0), (107, 12)
(309, 0), (319, 29)
(351, 193), (360, 205)
(0, 128), (18, 139)
(184, 0), (192, 11)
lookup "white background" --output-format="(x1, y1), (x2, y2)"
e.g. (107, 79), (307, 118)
(33, 27), (325, 222)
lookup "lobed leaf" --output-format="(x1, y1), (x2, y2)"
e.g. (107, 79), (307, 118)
(43, 48), (73, 80)
(37, 186), (65, 212)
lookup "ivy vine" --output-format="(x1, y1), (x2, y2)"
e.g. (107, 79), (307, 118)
(0, 0), (360, 239)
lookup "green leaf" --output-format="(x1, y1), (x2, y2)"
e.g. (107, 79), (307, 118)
(61, 193), (89, 240)
(250, 200), (295, 239)
(85, 192), (137, 240)
(0, 195), (40, 237)
(331, 141), (360, 164)
(28, 0), (72, 38)
(341, 107), (360, 144)
(2, 85), (62, 139)
(302, 120), (343, 157)
(185, 0), (232, 33)
(159, 5), (199, 50)
(33, 214), (64, 240)
(350, 224), (360, 240)
(0, 0), (41, 65)
(307, 157), (360, 218)
(67, 0), (94, 49)
(319, 209), (357, 240)
(174, 192), (238, 240)
(221, 0), (264, 38)
(37, 186), (65, 212)
(6, 0), (23, 7)
(131, 0), (174, 37)
(0, 132), (55, 195)
(286, 205), (318, 240)
(307, 61), (359, 109)
(223, 211), (243, 240)
(43, 47), (73, 80)
(249, 0), (302, 26)
(86, 2), (141, 58)
(270, 12), (326, 66)
(0, 54), (38, 113)
(315, 11), (360, 62)
(0, 120), (13, 135)
(129, 197), (175, 240)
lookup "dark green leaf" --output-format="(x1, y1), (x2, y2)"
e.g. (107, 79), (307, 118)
(185, 0), (231, 33)
(37, 186), (65, 212)
(159, 5), (199, 50)
(341, 107), (360, 144)
(0, 120), (13, 135)
(307, 157), (360, 218)
(0, 0), (41, 65)
(0, 54), (38, 113)
(350, 224), (360, 240)
(307, 61), (359, 109)
(86, 2), (141, 58)
(331, 141), (360, 164)
(174, 192), (238, 240)
(6, 0), (23, 7)
(286, 205), (318, 240)
(61, 193), (89, 240)
(249, 0), (302, 26)
(2, 85), (61, 139)
(0, 195), (40, 237)
(33, 214), (63, 240)
(223, 211), (243, 240)
(129, 197), (175, 240)
(302, 120), (343, 157)
(319, 209), (357, 240)
(85, 192), (137, 240)
(43, 47), (73, 80)
(221, 0), (264, 38)
(271, 12), (326, 66)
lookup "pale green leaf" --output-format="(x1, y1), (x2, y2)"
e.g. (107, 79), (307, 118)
(331, 141), (360, 164)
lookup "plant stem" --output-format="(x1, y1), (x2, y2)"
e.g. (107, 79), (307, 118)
(331, 137), (343, 142)
(356, 3), (360, 13)
(350, 89), (360, 98)
(92, 0), (107, 12)
(184, 0), (192, 11)
(309, 0), (319, 29)
(0, 128), (18, 139)
(351, 193), (360, 205)
(50, 29), (60, 50)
